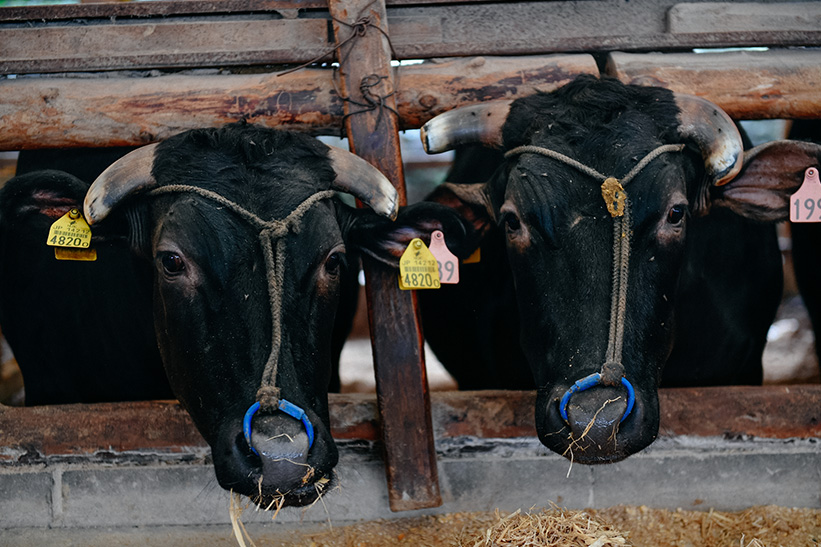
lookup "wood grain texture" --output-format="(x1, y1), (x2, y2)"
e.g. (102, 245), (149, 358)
(606, 49), (821, 120)
(329, 0), (441, 511)
(2, 386), (818, 463)
(0, 54), (596, 150)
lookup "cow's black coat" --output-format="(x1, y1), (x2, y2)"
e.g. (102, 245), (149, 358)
(421, 76), (815, 463)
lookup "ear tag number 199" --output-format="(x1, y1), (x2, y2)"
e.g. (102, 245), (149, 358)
(428, 230), (459, 284)
(398, 238), (441, 290)
(47, 208), (97, 261)
(790, 167), (821, 223)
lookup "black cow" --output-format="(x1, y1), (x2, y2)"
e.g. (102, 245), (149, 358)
(72, 123), (469, 508)
(786, 120), (821, 371)
(418, 76), (821, 464)
(0, 156), (172, 405)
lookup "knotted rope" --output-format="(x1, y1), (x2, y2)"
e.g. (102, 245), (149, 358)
(504, 143), (684, 420)
(148, 185), (336, 411)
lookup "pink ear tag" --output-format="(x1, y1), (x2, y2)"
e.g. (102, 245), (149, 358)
(428, 230), (459, 284)
(790, 167), (821, 223)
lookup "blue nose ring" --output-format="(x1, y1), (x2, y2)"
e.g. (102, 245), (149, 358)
(243, 399), (315, 456)
(559, 373), (635, 423)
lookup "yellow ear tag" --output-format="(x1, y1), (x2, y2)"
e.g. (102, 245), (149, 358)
(398, 238), (441, 290)
(47, 208), (97, 261)
(463, 247), (481, 264)
(55, 247), (97, 261)
(601, 177), (626, 217)
(47, 208), (93, 248)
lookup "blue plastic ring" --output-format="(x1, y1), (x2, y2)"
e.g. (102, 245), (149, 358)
(559, 372), (636, 423)
(243, 399), (315, 457)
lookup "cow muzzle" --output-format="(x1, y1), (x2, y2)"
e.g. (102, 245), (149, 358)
(243, 401), (316, 494)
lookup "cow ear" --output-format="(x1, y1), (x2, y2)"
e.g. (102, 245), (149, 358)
(711, 140), (821, 222)
(0, 170), (88, 222)
(347, 201), (480, 268)
(426, 182), (496, 236)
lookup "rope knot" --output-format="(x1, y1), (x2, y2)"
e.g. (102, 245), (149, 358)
(256, 386), (281, 411)
(600, 361), (625, 387)
(351, 16), (371, 35)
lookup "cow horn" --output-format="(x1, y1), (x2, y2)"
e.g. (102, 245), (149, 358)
(326, 146), (399, 220)
(674, 93), (743, 186)
(420, 101), (512, 154)
(84, 143), (159, 225)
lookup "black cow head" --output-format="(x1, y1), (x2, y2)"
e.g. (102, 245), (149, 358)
(421, 76), (821, 463)
(83, 123), (471, 507)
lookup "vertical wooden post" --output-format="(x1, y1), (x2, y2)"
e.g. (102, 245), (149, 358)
(328, 0), (441, 511)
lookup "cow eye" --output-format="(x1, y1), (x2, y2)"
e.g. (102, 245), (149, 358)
(161, 253), (185, 275)
(503, 212), (522, 233)
(667, 205), (686, 225)
(324, 252), (344, 275)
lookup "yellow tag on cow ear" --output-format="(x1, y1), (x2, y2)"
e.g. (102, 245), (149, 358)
(601, 177), (626, 217)
(55, 247), (97, 261)
(398, 238), (441, 290)
(47, 209), (93, 249)
(463, 247), (481, 264)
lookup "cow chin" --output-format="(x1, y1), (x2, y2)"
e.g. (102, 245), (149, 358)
(534, 386), (659, 465)
(211, 418), (339, 509)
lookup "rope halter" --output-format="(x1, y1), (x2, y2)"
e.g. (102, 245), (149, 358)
(503, 143), (685, 424)
(148, 184), (337, 453)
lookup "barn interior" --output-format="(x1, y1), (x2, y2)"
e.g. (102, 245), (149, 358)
(0, 0), (819, 544)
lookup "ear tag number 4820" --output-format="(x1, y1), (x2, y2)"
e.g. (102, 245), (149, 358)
(398, 231), (460, 290)
(398, 238), (441, 290)
(47, 208), (97, 261)
(791, 167), (821, 223)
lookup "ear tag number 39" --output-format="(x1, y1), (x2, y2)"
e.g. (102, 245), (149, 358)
(47, 208), (97, 261)
(790, 167), (821, 223)
(398, 238), (441, 290)
(428, 230), (459, 284)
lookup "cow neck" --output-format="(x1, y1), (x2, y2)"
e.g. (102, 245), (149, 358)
(148, 184), (336, 411)
(503, 144), (683, 386)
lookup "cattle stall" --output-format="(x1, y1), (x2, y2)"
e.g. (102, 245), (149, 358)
(0, 0), (819, 540)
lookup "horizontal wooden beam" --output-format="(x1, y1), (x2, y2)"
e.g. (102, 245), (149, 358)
(606, 49), (821, 120)
(2, 1), (820, 74)
(0, 54), (597, 150)
(1, 386), (819, 463)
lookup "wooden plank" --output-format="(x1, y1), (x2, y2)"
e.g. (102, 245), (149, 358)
(328, 0), (441, 512)
(0, 54), (595, 150)
(0, 0), (501, 22)
(606, 49), (821, 120)
(2, 386), (819, 463)
(3, 0), (820, 74)
(669, 2), (821, 34)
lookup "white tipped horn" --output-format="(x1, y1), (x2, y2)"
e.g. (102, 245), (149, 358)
(674, 93), (743, 186)
(327, 146), (399, 220)
(84, 143), (159, 225)
(420, 101), (512, 154)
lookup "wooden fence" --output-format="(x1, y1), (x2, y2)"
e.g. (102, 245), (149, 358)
(1, 0), (820, 513)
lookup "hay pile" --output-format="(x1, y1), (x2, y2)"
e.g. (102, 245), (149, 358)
(282, 505), (820, 547)
(226, 498), (821, 546)
(453, 506), (628, 546)
(592, 505), (821, 547)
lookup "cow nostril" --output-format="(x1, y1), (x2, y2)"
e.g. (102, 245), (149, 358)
(559, 372), (635, 424)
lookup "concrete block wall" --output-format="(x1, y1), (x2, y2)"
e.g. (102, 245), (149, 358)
(1, 435), (818, 532)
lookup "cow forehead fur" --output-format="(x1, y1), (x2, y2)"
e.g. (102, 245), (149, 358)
(495, 76), (700, 225)
(151, 123), (338, 219)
